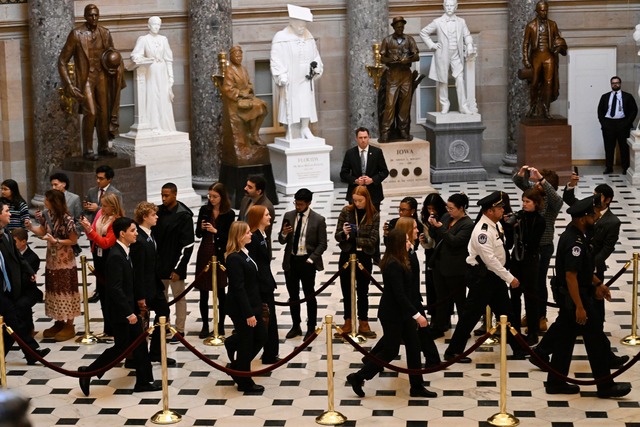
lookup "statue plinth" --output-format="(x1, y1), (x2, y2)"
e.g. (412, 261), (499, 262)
(517, 117), (572, 183)
(369, 139), (435, 196)
(267, 137), (334, 195)
(626, 130), (640, 185)
(422, 112), (488, 183)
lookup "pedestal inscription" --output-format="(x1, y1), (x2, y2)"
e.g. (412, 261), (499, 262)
(369, 139), (435, 196)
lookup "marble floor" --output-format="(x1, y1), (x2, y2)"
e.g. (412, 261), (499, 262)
(5, 167), (640, 426)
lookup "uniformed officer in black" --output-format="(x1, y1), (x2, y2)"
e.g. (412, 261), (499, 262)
(444, 191), (525, 363)
(545, 196), (631, 398)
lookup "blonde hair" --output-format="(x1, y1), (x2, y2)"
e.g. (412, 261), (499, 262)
(134, 201), (157, 224)
(101, 193), (125, 218)
(395, 217), (416, 242)
(225, 221), (249, 259)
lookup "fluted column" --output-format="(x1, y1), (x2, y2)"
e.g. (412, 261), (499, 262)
(189, 0), (233, 185)
(28, 0), (79, 195)
(500, 0), (537, 174)
(347, 0), (388, 138)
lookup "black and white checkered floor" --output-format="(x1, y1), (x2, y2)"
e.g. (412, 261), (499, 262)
(7, 168), (640, 426)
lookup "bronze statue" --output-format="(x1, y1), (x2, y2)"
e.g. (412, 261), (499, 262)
(221, 46), (270, 165)
(520, 0), (567, 119)
(378, 17), (421, 142)
(58, 4), (126, 160)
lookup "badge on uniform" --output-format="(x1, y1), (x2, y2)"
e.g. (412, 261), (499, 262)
(478, 233), (487, 244)
(572, 246), (581, 256)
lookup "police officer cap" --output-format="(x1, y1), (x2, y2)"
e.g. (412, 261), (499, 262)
(566, 196), (596, 218)
(477, 191), (505, 210)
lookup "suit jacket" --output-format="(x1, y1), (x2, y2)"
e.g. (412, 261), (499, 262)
(340, 145), (389, 206)
(225, 251), (262, 319)
(278, 209), (327, 272)
(429, 214), (474, 276)
(105, 243), (137, 323)
(21, 246), (40, 276)
(597, 90), (638, 134)
(378, 259), (418, 323)
(0, 230), (34, 300)
(247, 231), (276, 295)
(83, 185), (123, 223)
(130, 227), (164, 302)
(592, 209), (621, 274)
(238, 193), (276, 254)
(419, 14), (473, 83)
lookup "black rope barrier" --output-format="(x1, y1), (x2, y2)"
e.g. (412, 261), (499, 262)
(170, 328), (321, 377)
(341, 329), (496, 375)
(273, 267), (345, 307)
(512, 326), (640, 385)
(8, 325), (152, 378)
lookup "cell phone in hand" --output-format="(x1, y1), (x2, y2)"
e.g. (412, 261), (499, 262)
(283, 219), (290, 228)
(573, 166), (579, 175)
(348, 223), (358, 234)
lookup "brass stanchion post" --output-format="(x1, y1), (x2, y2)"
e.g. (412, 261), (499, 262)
(487, 315), (519, 427)
(622, 253), (640, 346)
(150, 317), (181, 425)
(483, 306), (499, 346)
(205, 256), (225, 346)
(0, 316), (6, 388)
(76, 255), (97, 344)
(316, 315), (347, 426)
(347, 254), (366, 344)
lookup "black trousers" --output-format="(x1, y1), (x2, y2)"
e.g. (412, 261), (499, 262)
(87, 320), (153, 386)
(147, 293), (170, 359)
(227, 308), (267, 388)
(446, 270), (521, 355)
(602, 118), (630, 170)
(285, 255), (318, 328)
(339, 251), (372, 321)
(260, 291), (279, 361)
(1, 292), (40, 361)
(431, 269), (467, 333)
(93, 252), (113, 335)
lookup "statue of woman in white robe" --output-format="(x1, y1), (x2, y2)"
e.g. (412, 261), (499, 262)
(131, 16), (176, 133)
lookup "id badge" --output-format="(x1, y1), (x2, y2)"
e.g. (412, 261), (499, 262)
(97, 247), (103, 257)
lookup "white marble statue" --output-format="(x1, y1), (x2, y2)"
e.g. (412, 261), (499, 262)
(270, 4), (323, 140)
(634, 23), (640, 128)
(420, 0), (477, 114)
(130, 16), (176, 133)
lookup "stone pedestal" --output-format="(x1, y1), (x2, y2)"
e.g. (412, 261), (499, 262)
(627, 130), (640, 185)
(369, 139), (435, 196)
(113, 132), (202, 210)
(220, 163), (279, 210)
(59, 156), (146, 217)
(422, 112), (488, 183)
(267, 137), (334, 195)
(517, 117), (572, 183)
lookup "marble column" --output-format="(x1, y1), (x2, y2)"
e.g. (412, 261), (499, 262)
(347, 0), (388, 138)
(500, 0), (537, 174)
(28, 0), (79, 196)
(189, 0), (232, 186)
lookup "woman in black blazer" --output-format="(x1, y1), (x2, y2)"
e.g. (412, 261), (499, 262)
(224, 221), (267, 393)
(427, 193), (474, 337)
(246, 205), (280, 364)
(346, 228), (436, 399)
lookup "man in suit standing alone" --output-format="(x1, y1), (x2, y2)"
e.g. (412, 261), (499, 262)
(278, 188), (328, 340)
(340, 127), (389, 211)
(597, 76), (638, 175)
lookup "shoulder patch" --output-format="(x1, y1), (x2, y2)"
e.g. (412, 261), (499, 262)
(571, 246), (581, 257)
(478, 233), (488, 244)
(481, 223), (488, 231)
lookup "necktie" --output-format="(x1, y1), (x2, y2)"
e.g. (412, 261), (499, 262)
(360, 150), (366, 175)
(292, 212), (304, 255)
(609, 92), (617, 117)
(0, 248), (12, 293)
(99, 188), (105, 201)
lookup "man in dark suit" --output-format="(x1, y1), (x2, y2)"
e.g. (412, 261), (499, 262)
(79, 217), (160, 396)
(82, 165), (123, 223)
(238, 175), (276, 251)
(0, 202), (49, 365)
(597, 76), (638, 175)
(278, 188), (328, 340)
(131, 202), (176, 366)
(340, 127), (389, 210)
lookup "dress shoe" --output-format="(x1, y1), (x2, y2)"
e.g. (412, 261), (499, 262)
(358, 320), (377, 339)
(43, 321), (65, 338)
(26, 347), (51, 366)
(597, 382), (632, 398)
(444, 353), (472, 364)
(261, 356), (281, 364)
(610, 354), (630, 369)
(169, 332), (183, 344)
(473, 326), (486, 336)
(603, 168), (613, 175)
(198, 327), (210, 339)
(409, 386), (437, 398)
(546, 382), (580, 395)
(237, 383), (264, 393)
(87, 291), (100, 303)
(78, 366), (91, 396)
(539, 317), (548, 332)
(134, 382), (162, 393)
(346, 373), (365, 397)
(285, 325), (302, 339)
(150, 356), (177, 367)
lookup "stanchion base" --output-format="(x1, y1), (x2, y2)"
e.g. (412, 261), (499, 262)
(621, 335), (640, 346)
(75, 335), (98, 345)
(483, 336), (500, 346)
(315, 410), (347, 425)
(487, 412), (519, 427)
(204, 336), (225, 346)
(346, 333), (367, 344)
(150, 409), (182, 425)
